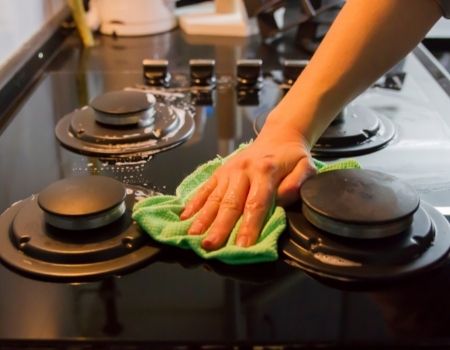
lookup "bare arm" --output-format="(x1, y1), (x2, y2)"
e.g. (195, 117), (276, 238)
(264, 0), (442, 145)
(181, 0), (443, 251)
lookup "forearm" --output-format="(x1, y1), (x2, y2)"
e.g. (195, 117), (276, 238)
(262, 0), (442, 147)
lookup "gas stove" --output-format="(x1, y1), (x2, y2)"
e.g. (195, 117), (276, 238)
(1, 31), (450, 347)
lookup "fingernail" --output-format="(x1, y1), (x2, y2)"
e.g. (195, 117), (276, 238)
(202, 238), (216, 250)
(188, 222), (203, 235)
(236, 236), (250, 248)
(180, 209), (190, 220)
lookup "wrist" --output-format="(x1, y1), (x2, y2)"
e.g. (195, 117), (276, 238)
(257, 114), (313, 151)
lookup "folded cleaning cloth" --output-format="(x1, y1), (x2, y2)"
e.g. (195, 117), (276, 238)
(132, 146), (361, 265)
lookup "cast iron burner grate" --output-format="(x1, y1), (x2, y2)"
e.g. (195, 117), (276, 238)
(0, 176), (160, 282)
(281, 169), (450, 282)
(253, 104), (395, 157)
(55, 90), (195, 159)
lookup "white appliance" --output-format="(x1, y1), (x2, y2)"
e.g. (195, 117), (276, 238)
(178, 0), (258, 37)
(90, 0), (177, 36)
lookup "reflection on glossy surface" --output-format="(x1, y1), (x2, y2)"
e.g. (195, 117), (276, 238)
(370, 263), (450, 338)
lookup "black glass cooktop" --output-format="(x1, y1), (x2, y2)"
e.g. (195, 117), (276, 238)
(1, 30), (450, 348)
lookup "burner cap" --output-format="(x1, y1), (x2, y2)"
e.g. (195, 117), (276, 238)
(318, 105), (380, 147)
(301, 169), (420, 238)
(91, 91), (156, 127)
(312, 105), (396, 157)
(282, 170), (450, 282)
(0, 177), (160, 282)
(91, 90), (151, 115)
(55, 90), (195, 159)
(38, 176), (127, 230)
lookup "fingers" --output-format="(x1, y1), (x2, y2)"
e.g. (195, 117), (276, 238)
(180, 176), (217, 220)
(201, 173), (250, 250)
(276, 156), (316, 206)
(187, 177), (229, 235)
(235, 173), (275, 247)
(181, 143), (315, 251)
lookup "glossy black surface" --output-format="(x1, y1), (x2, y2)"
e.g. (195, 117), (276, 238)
(1, 28), (450, 348)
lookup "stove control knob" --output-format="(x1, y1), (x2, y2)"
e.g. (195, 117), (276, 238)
(283, 59), (308, 86)
(383, 72), (406, 91)
(372, 72), (406, 91)
(190, 59), (216, 87)
(237, 89), (260, 106)
(237, 59), (263, 89)
(143, 59), (170, 87)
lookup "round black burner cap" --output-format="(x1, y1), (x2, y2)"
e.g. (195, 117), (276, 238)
(301, 169), (420, 238)
(91, 90), (151, 115)
(38, 176), (126, 217)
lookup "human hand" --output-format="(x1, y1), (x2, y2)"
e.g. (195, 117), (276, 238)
(179, 125), (316, 251)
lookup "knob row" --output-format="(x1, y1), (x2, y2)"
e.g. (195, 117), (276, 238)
(142, 58), (309, 88)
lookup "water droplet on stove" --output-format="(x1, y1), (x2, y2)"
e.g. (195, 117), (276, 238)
(122, 237), (134, 249)
(18, 236), (31, 250)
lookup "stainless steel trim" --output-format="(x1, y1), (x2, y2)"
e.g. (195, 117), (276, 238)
(302, 203), (413, 239)
(142, 59), (169, 66)
(95, 108), (155, 126)
(189, 59), (215, 65)
(413, 44), (450, 97)
(237, 58), (263, 66)
(44, 202), (126, 230)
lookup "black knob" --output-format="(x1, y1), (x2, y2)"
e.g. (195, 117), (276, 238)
(190, 59), (215, 87)
(143, 59), (170, 87)
(237, 89), (260, 106)
(191, 91), (213, 106)
(236, 59), (263, 89)
(283, 59), (308, 86)
(383, 72), (406, 91)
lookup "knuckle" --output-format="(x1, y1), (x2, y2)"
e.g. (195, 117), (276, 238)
(221, 197), (242, 212)
(245, 198), (267, 212)
(256, 158), (277, 174)
(232, 157), (249, 170)
(193, 217), (208, 227)
(198, 182), (214, 196)
(207, 192), (223, 205)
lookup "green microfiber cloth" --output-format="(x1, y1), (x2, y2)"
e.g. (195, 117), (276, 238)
(132, 146), (360, 265)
